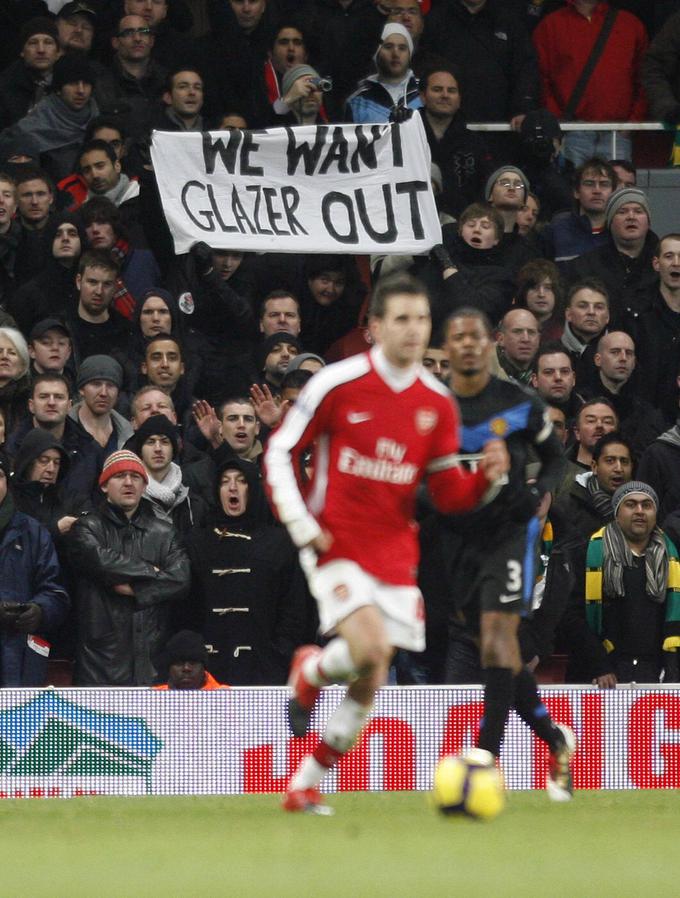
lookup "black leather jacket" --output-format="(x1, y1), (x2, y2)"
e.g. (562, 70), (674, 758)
(68, 499), (190, 685)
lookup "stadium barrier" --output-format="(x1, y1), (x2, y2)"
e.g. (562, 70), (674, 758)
(0, 686), (678, 798)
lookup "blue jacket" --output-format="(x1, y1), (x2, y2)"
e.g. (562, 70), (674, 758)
(0, 511), (69, 686)
(345, 73), (422, 123)
(541, 211), (609, 266)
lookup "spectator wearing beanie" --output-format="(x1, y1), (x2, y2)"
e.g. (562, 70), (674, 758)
(256, 333), (302, 394)
(69, 354), (133, 454)
(0, 17), (60, 130)
(566, 187), (658, 318)
(0, 52), (99, 182)
(153, 629), (227, 690)
(346, 23), (422, 124)
(128, 414), (207, 535)
(68, 447), (191, 686)
(271, 64), (328, 127)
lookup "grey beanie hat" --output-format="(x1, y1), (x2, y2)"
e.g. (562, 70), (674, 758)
(612, 480), (659, 517)
(76, 354), (123, 389)
(282, 64), (320, 99)
(287, 352), (325, 373)
(605, 188), (651, 228)
(484, 166), (530, 201)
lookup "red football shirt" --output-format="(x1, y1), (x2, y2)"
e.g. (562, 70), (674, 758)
(266, 347), (490, 585)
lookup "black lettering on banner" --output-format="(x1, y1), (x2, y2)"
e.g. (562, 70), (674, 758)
(240, 130), (264, 176)
(319, 127), (349, 175)
(390, 122), (403, 168)
(231, 186), (256, 234)
(354, 185), (397, 243)
(263, 187), (289, 236)
(321, 192), (358, 244)
(245, 185), (272, 235)
(202, 131), (242, 175)
(182, 181), (214, 231)
(351, 125), (382, 173)
(281, 187), (307, 235)
(396, 181), (428, 239)
(286, 126), (329, 176)
(205, 184), (233, 232)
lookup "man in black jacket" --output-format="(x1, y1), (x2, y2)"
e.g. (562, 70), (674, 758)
(420, 0), (538, 157)
(565, 188), (658, 319)
(418, 66), (490, 217)
(186, 455), (309, 685)
(68, 448), (191, 685)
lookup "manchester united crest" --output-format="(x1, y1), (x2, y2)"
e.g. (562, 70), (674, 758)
(415, 407), (438, 434)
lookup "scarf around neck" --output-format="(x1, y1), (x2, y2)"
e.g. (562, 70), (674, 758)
(144, 463), (188, 515)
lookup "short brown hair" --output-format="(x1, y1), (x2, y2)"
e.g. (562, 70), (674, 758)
(458, 203), (504, 243)
(368, 272), (429, 319)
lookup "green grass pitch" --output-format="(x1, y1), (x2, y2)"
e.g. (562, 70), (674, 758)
(1, 791), (678, 897)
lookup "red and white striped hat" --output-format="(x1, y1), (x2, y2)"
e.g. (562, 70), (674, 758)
(99, 450), (148, 487)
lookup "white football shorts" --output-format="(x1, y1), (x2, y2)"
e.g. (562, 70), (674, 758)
(299, 550), (425, 652)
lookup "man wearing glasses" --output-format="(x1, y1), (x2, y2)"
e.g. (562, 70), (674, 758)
(483, 165), (536, 275)
(96, 14), (167, 138)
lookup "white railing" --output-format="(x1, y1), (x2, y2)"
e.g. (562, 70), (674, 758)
(467, 121), (668, 158)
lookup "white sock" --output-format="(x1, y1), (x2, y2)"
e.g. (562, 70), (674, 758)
(304, 638), (356, 686)
(289, 696), (372, 791)
(288, 755), (328, 791)
(324, 695), (372, 753)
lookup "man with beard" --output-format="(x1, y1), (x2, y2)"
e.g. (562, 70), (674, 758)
(346, 23), (421, 123)
(552, 431), (633, 546)
(186, 456), (309, 685)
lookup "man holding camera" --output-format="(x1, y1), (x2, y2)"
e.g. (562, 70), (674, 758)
(271, 64), (328, 126)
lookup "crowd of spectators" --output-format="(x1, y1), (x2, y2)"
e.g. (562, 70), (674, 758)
(1, 0), (680, 689)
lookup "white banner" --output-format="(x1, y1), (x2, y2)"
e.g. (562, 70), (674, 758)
(150, 117), (441, 255)
(0, 686), (679, 797)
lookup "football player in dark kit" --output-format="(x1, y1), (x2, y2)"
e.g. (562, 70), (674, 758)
(427, 307), (575, 800)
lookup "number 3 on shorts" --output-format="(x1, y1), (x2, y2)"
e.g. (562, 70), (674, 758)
(505, 560), (522, 593)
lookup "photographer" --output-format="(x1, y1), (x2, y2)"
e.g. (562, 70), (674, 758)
(271, 64), (329, 127)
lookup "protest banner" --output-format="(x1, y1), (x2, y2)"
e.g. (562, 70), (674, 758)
(150, 117), (441, 255)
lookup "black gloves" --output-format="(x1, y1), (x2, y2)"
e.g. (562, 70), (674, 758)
(430, 244), (455, 274)
(191, 241), (214, 278)
(0, 602), (42, 633)
(389, 104), (414, 124)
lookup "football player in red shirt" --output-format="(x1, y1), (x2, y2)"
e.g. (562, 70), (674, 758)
(265, 272), (509, 814)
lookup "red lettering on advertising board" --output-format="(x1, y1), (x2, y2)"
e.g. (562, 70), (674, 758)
(533, 693), (604, 789)
(438, 702), (484, 758)
(629, 694), (680, 788)
(338, 718), (415, 791)
(243, 733), (320, 793)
